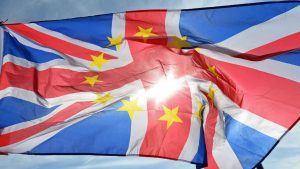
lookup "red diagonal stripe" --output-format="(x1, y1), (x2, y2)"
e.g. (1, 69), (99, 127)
(0, 41), (193, 98)
(6, 24), (117, 61)
(0, 102), (93, 147)
(239, 31), (300, 60)
(204, 103), (219, 169)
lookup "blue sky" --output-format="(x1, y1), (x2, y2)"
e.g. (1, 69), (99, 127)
(0, 0), (299, 168)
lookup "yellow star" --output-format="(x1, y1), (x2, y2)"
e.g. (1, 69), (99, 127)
(168, 36), (192, 49)
(118, 99), (144, 120)
(94, 92), (114, 104)
(133, 26), (157, 41)
(82, 75), (103, 87)
(208, 84), (218, 101)
(107, 34), (122, 51)
(207, 65), (220, 78)
(89, 53), (109, 70)
(195, 48), (201, 53)
(194, 101), (205, 123)
(159, 105), (183, 129)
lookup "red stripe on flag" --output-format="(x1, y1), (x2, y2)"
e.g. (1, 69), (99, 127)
(0, 102), (93, 147)
(204, 103), (219, 169)
(125, 10), (168, 46)
(202, 55), (300, 128)
(0, 60), (164, 98)
(140, 83), (193, 160)
(239, 32), (300, 60)
(0, 63), (109, 98)
(125, 10), (193, 159)
(6, 24), (117, 61)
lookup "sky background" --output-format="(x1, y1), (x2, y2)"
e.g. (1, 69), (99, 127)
(0, 0), (299, 169)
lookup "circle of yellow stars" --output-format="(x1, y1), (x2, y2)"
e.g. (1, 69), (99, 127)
(79, 27), (220, 130)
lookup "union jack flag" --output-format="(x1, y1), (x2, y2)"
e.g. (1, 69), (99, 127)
(0, 2), (300, 169)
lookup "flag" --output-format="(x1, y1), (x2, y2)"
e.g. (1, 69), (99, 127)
(0, 1), (300, 169)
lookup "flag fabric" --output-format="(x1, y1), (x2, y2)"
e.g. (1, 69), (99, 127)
(0, 1), (300, 169)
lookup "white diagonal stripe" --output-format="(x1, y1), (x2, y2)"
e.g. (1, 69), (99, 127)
(185, 76), (243, 168)
(178, 77), (207, 161)
(2, 54), (92, 72)
(0, 103), (73, 135)
(217, 6), (300, 53)
(212, 116), (243, 169)
(0, 87), (97, 107)
(0, 103), (104, 153)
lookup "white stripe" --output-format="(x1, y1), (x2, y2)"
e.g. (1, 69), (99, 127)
(0, 103), (72, 135)
(2, 54), (89, 72)
(217, 6), (300, 53)
(212, 116), (243, 169)
(0, 103), (105, 153)
(165, 11), (181, 37)
(0, 87), (97, 107)
(126, 83), (148, 155)
(0, 87), (55, 107)
(178, 77), (207, 161)
(224, 108), (287, 139)
(200, 48), (300, 83)
(214, 91), (287, 139)
(0, 27), (4, 73)
(0, 80), (145, 153)
(108, 13), (134, 71)
(112, 13), (125, 42)
(185, 77), (242, 168)
(111, 12), (128, 56)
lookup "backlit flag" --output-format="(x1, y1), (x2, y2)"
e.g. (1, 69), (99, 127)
(0, 2), (300, 169)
